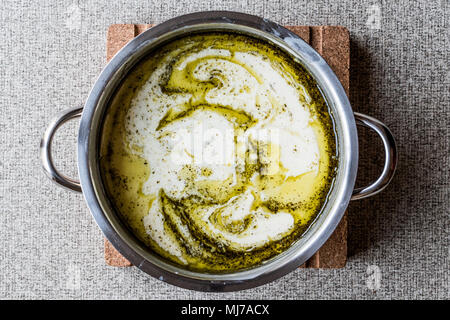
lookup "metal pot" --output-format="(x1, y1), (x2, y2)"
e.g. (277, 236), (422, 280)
(40, 11), (397, 292)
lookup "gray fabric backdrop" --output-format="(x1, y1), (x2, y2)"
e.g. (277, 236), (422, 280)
(0, 0), (448, 299)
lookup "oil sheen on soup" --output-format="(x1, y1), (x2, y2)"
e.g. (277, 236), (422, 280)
(100, 33), (337, 272)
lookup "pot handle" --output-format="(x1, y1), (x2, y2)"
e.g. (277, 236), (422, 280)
(40, 107), (83, 192)
(351, 112), (397, 200)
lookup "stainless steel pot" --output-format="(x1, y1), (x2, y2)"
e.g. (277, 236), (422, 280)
(40, 11), (397, 292)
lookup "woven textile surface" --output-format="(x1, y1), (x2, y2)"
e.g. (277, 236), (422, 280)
(0, 0), (448, 299)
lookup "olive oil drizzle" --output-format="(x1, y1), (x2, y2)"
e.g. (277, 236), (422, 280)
(100, 33), (338, 272)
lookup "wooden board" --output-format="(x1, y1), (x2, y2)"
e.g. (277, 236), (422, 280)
(104, 24), (349, 269)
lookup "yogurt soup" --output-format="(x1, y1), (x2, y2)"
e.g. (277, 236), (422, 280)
(100, 33), (337, 272)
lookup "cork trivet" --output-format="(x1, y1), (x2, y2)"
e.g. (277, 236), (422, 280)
(104, 24), (350, 268)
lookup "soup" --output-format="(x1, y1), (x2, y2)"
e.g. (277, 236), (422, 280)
(100, 33), (337, 272)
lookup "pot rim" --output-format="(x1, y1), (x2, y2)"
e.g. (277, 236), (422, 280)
(78, 11), (358, 292)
